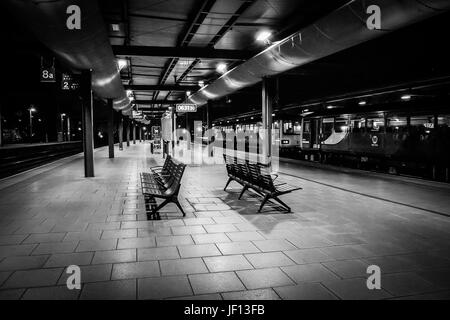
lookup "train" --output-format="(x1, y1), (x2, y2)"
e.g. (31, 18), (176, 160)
(212, 108), (450, 182)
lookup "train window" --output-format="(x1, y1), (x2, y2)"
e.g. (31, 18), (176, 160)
(283, 121), (301, 135)
(367, 118), (384, 132)
(322, 118), (334, 140)
(335, 118), (349, 133)
(350, 117), (365, 133)
(438, 116), (450, 127)
(387, 117), (407, 133)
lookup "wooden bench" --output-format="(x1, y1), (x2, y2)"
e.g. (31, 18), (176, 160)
(223, 155), (302, 213)
(140, 156), (186, 219)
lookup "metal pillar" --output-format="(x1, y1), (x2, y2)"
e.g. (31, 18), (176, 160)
(119, 117), (124, 150)
(206, 101), (212, 129)
(81, 70), (94, 177)
(133, 122), (136, 144)
(107, 99), (115, 159)
(126, 118), (130, 147)
(262, 77), (274, 162)
(67, 116), (71, 142)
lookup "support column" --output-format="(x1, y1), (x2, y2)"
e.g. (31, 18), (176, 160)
(119, 116), (124, 150)
(67, 116), (71, 142)
(107, 99), (115, 159)
(133, 121), (136, 144)
(262, 77), (274, 163)
(81, 70), (94, 178)
(206, 101), (212, 129)
(126, 118), (130, 147)
(139, 126), (142, 143)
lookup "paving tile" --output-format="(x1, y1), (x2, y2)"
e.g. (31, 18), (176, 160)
(87, 222), (121, 231)
(222, 289), (280, 300)
(192, 233), (231, 244)
(323, 278), (392, 300)
(112, 261), (160, 280)
(245, 252), (295, 268)
(217, 242), (260, 255)
(101, 229), (137, 239)
(117, 237), (156, 249)
(0, 255), (50, 271)
(226, 231), (265, 242)
(138, 247), (180, 261)
(76, 239), (117, 252)
(0, 271), (12, 286)
(138, 275), (192, 300)
(204, 224), (238, 233)
(22, 286), (80, 300)
(32, 241), (78, 255)
(178, 244), (222, 258)
(236, 268), (294, 289)
(0, 234), (28, 245)
(63, 230), (102, 242)
(381, 272), (439, 296)
(58, 264), (112, 284)
(319, 245), (374, 260)
(183, 218), (215, 226)
(252, 239), (297, 252)
(22, 233), (66, 244)
(0, 289), (25, 300)
(171, 225), (206, 235)
(189, 272), (245, 295)
(160, 258), (208, 276)
(156, 235), (194, 247)
(281, 264), (340, 283)
(323, 260), (369, 279)
(80, 280), (136, 300)
(171, 293), (222, 300)
(0, 244), (36, 258)
(92, 249), (136, 264)
(274, 283), (338, 300)
(203, 255), (253, 273)
(284, 248), (335, 264)
(44, 252), (94, 268)
(2, 268), (63, 289)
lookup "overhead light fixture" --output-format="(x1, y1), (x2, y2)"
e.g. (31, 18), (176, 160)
(358, 101), (367, 106)
(401, 94), (412, 101)
(198, 80), (205, 87)
(303, 109), (309, 112)
(256, 30), (272, 44)
(186, 91), (191, 96)
(216, 63), (227, 74)
(327, 105), (335, 109)
(117, 59), (128, 71)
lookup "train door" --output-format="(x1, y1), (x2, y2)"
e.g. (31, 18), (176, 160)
(310, 118), (321, 149)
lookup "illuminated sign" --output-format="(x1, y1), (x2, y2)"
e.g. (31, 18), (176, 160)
(40, 58), (55, 83)
(176, 104), (198, 113)
(371, 135), (379, 147)
(281, 140), (290, 145)
(61, 73), (80, 91)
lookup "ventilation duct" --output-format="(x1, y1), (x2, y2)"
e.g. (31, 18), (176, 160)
(4, 0), (131, 112)
(188, 0), (450, 106)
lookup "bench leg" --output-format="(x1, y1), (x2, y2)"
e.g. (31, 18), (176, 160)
(152, 198), (170, 215)
(273, 196), (291, 213)
(224, 177), (233, 191)
(174, 199), (186, 217)
(258, 195), (270, 213)
(238, 185), (249, 200)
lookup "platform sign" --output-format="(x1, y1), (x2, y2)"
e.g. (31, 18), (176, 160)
(61, 73), (80, 91)
(132, 111), (144, 120)
(176, 104), (197, 113)
(40, 58), (56, 83)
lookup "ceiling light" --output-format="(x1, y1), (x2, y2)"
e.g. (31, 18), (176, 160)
(401, 95), (412, 101)
(186, 91), (191, 96)
(256, 30), (272, 43)
(117, 59), (128, 71)
(198, 80), (205, 87)
(358, 101), (367, 106)
(216, 63), (227, 74)
(327, 105), (334, 109)
(303, 109), (309, 112)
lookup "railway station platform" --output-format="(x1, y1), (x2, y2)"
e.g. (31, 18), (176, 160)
(0, 143), (449, 300)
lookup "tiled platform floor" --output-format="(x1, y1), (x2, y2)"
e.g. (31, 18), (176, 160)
(0, 143), (449, 300)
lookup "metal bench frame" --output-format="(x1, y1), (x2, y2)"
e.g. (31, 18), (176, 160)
(223, 155), (302, 213)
